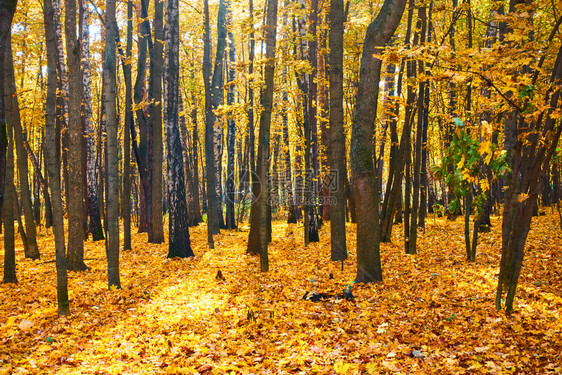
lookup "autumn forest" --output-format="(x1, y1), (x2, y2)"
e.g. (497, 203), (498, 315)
(1, 0), (561, 371)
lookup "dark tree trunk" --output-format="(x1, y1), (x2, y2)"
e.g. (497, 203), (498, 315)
(133, 0), (152, 236)
(351, 0), (407, 282)
(104, 0), (121, 289)
(190, 90), (202, 224)
(328, 0), (347, 261)
(164, 0), (193, 258)
(43, 0), (69, 313)
(282, 89), (297, 224)
(254, 0), (278, 271)
(496, 42), (562, 313)
(304, 0), (319, 244)
(1, 0), (17, 282)
(149, 0), (164, 244)
(122, 0), (133, 250)
(225, 29), (237, 230)
(408, 5), (427, 255)
(203, 0), (219, 247)
(66, 0), (87, 271)
(5, 26), (39, 259)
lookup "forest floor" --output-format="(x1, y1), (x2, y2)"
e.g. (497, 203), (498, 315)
(1, 211), (561, 374)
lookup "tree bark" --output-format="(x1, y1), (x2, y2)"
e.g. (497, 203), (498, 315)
(1, 0), (17, 282)
(328, 0), (347, 261)
(225, 29), (237, 230)
(164, 0), (194, 258)
(66, 0), (87, 271)
(351, 0), (407, 282)
(43, 0), (69, 313)
(81, 2), (104, 242)
(203, 0), (219, 247)
(122, 0), (133, 250)
(149, 0), (164, 244)
(254, 0), (277, 271)
(104, 0), (121, 288)
(4, 18), (39, 259)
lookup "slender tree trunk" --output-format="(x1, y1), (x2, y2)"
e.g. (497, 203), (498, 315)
(66, 0), (87, 271)
(328, 0), (347, 261)
(225, 30), (237, 229)
(164, 0), (193, 258)
(122, 0), (133, 250)
(1, 1), (17, 282)
(5, 28), (39, 259)
(149, 0), (164, 244)
(254, 0), (278, 271)
(282, 89), (297, 224)
(81, 3), (104, 242)
(211, 0), (228, 230)
(133, 0), (152, 235)
(496, 42), (562, 313)
(304, 0), (319, 244)
(408, 5), (427, 255)
(104, 0), (121, 288)
(190, 87), (202, 224)
(43, 0), (69, 313)
(203, 0), (219, 247)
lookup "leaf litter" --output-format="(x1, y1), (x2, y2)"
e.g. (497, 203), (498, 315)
(0, 213), (561, 374)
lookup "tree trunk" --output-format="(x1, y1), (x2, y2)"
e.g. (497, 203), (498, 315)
(408, 5), (427, 255)
(255, 0), (277, 271)
(328, 0), (347, 261)
(133, 0), (152, 236)
(203, 0), (219, 247)
(43, 0), (69, 313)
(65, 0), (87, 271)
(211, 0), (228, 230)
(225, 29), (237, 230)
(496, 42), (562, 313)
(164, 0), (193, 258)
(1, 1), (17, 282)
(282, 89), (297, 224)
(122, 0), (133, 250)
(81, 3), (104, 242)
(5, 26), (39, 259)
(104, 0), (121, 289)
(351, 0), (407, 282)
(149, 0), (164, 244)
(380, 0), (413, 243)
(303, 0), (319, 244)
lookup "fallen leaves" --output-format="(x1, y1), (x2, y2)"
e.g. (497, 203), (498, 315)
(0, 213), (561, 374)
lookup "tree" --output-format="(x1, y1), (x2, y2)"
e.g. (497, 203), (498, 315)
(104, 0), (121, 289)
(149, 0), (164, 244)
(327, 0), (347, 261)
(122, 0), (133, 251)
(65, 0), (87, 271)
(496, 41), (562, 313)
(164, 0), (193, 258)
(43, 0), (69, 313)
(4, 0), (39, 260)
(1, 0), (17, 283)
(225, 28), (237, 230)
(81, 2), (104, 242)
(254, 0), (278, 271)
(350, 0), (407, 283)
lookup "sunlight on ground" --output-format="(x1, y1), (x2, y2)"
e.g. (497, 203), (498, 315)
(1, 212), (561, 374)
